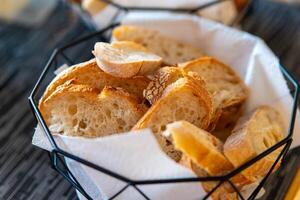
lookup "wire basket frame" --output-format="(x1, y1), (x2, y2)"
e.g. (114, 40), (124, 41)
(80, 0), (252, 27)
(29, 1), (299, 200)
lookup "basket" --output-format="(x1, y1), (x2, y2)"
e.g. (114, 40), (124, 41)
(28, 1), (300, 199)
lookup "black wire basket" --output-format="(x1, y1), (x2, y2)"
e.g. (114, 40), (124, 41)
(29, 1), (300, 199)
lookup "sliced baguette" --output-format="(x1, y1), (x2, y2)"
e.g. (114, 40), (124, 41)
(143, 67), (185, 105)
(93, 41), (162, 78)
(41, 81), (146, 137)
(143, 66), (222, 131)
(39, 59), (150, 112)
(179, 57), (249, 109)
(180, 56), (249, 131)
(181, 155), (249, 200)
(133, 77), (213, 161)
(165, 121), (233, 175)
(224, 106), (284, 181)
(112, 25), (204, 65)
(171, 121), (251, 199)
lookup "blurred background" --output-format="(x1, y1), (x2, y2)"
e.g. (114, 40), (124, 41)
(0, 0), (299, 199)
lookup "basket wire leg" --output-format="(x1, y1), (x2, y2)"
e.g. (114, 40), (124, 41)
(202, 181), (224, 200)
(227, 180), (245, 200)
(132, 184), (150, 200)
(57, 155), (86, 193)
(50, 151), (92, 199)
(109, 183), (131, 200)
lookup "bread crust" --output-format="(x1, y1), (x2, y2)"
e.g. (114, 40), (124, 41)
(41, 81), (146, 137)
(112, 25), (204, 65)
(167, 121), (233, 175)
(39, 59), (150, 112)
(134, 77), (213, 161)
(136, 77), (213, 130)
(143, 66), (222, 131)
(180, 56), (249, 108)
(176, 129), (250, 200)
(143, 67), (184, 105)
(179, 56), (249, 132)
(224, 106), (284, 181)
(93, 42), (162, 78)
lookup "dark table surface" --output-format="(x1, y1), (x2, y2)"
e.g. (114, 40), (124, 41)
(0, 0), (299, 199)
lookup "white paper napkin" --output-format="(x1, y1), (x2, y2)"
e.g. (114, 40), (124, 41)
(33, 12), (300, 200)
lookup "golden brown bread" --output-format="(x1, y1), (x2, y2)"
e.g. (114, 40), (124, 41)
(134, 77), (213, 161)
(39, 59), (150, 112)
(174, 107), (283, 199)
(143, 65), (225, 132)
(183, 106), (284, 198)
(143, 67), (185, 105)
(93, 41), (162, 78)
(180, 57), (249, 130)
(224, 106), (284, 181)
(182, 156), (252, 200)
(40, 80), (146, 137)
(112, 25), (204, 65)
(165, 121), (234, 175)
(179, 57), (249, 109)
(173, 122), (251, 200)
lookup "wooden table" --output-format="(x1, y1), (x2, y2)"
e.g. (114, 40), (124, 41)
(0, 0), (299, 199)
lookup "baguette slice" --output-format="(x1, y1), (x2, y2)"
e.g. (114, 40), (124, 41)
(41, 81), (146, 137)
(39, 59), (150, 112)
(112, 25), (204, 65)
(93, 41), (162, 78)
(224, 106), (284, 181)
(143, 66), (222, 131)
(180, 57), (249, 109)
(180, 57), (249, 131)
(165, 121), (233, 175)
(143, 67), (185, 105)
(134, 77), (213, 161)
(172, 122), (251, 200)
(181, 155), (250, 200)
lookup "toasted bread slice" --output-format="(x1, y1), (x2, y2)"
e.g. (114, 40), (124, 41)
(41, 81), (146, 137)
(181, 155), (251, 200)
(39, 59), (150, 112)
(165, 121), (233, 175)
(174, 122), (251, 200)
(180, 57), (249, 131)
(134, 77), (213, 161)
(143, 67), (185, 105)
(112, 25), (204, 65)
(224, 106), (284, 181)
(93, 41), (162, 78)
(180, 57), (249, 109)
(143, 66), (222, 131)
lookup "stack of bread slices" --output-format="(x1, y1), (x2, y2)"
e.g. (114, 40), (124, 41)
(39, 25), (285, 199)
